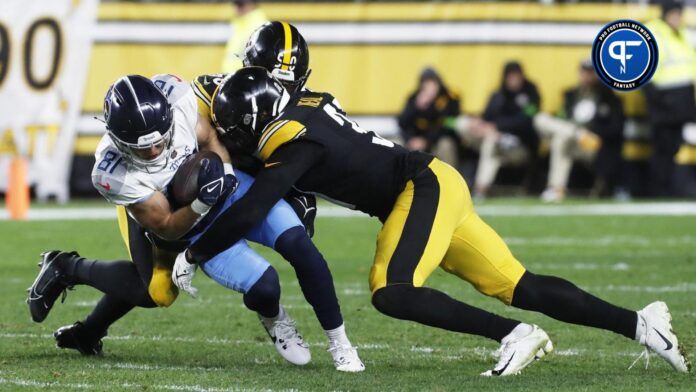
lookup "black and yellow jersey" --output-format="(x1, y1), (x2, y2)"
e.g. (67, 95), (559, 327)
(191, 73), (227, 120)
(257, 91), (433, 221)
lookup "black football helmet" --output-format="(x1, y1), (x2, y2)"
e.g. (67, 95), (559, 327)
(103, 75), (174, 170)
(211, 67), (290, 154)
(243, 21), (310, 92)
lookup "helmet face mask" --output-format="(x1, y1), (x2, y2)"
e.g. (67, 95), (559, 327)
(103, 75), (175, 173)
(108, 123), (174, 171)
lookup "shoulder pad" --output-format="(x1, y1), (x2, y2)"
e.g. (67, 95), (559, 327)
(151, 74), (190, 105)
(191, 73), (227, 118)
(257, 119), (307, 161)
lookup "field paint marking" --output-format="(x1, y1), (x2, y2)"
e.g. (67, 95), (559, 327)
(0, 377), (92, 389)
(476, 202), (696, 216)
(0, 333), (657, 361)
(591, 283), (696, 293)
(4, 202), (696, 221)
(525, 262), (631, 271)
(504, 235), (696, 247)
(0, 376), (272, 392)
(0, 332), (379, 350)
(89, 362), (226, 373)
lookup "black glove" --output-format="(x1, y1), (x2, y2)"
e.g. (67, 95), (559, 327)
(285, 190), (317, 238)
(197, 157), (238, 207)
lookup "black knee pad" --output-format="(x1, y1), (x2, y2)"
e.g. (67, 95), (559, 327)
(244, 267), (281, 310)
(274, 226), (310, 264)
(372, 285), (415, 318)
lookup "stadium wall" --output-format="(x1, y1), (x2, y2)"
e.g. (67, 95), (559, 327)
(72, 2), (696, 169)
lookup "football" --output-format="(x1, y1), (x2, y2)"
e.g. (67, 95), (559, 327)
(171, 150), (223, 205)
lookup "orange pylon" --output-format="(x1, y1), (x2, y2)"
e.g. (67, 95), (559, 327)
(6, 157), (30, 220)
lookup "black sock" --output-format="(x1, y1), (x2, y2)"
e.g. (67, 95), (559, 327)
(512, 271), (637, 339)
(372, 285), (520, 342)
(83, 295), (135, 333)
(274, 226), (343, 330)
(68, 258), (155, 308)
(243, 267), (281, 318)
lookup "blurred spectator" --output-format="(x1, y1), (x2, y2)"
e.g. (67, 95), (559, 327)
(222, 0), (268, 72)
(644, 0), (696, 196)
(467, 61), (540, 198)
(397, 67), (461, 167)
(534, 59), (625, 202)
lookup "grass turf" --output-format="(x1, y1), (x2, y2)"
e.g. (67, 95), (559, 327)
(0, 209), (694, 391)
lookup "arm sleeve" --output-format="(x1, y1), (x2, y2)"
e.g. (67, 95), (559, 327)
(188, 141), (324, 263)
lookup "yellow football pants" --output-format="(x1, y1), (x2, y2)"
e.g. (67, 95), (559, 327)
(369, 158), (526, 304)
(117, 206), (179, 307)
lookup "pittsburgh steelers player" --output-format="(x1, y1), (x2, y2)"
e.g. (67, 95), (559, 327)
(27, 73), (364, 371)
(172, 66), (689, 376)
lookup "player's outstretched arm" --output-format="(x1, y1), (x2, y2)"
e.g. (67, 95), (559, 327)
(187, 141), (324, 264)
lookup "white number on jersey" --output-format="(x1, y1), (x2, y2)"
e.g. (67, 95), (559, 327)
(323, 100), (394, 148)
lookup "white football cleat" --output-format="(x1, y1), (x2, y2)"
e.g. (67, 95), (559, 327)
(328, 343), (365, 373)
(481, 324), (553, 377)
(260, 311), (311, 366)
(633, 301), (690, 373)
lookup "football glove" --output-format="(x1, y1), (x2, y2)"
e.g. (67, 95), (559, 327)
(193, 158), (238, 213)
(172, 251), (198, 298)
(285, 190), (317, 238)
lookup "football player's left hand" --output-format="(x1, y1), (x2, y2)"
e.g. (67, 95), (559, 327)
(172, 251), (198, 298)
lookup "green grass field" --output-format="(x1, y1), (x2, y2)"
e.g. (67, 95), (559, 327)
(1, 204), (694, 391)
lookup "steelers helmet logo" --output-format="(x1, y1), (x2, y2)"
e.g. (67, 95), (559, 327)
(591, 20), (658, 91)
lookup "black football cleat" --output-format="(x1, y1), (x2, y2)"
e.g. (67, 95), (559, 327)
(26, 251), (79, 323)
(54, 321), (106, 356)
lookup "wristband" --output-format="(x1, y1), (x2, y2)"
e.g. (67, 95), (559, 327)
(190, 198), (212, 215)
(223, 163), (235, 176)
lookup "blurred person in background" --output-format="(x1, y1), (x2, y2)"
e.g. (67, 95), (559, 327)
(534, 59), (625, 202)
(222, 0), (268, 73)
(644, 0), (696, 197)
(397, 67), (461, 167)
(461, 61), (540, 199)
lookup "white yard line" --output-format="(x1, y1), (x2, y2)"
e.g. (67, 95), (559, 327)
(590, 283), (696, 293)
(503, 235), (696, 247)
(3, 202), (696, 221)
(90, 362), (225, 373)
(0, 376), (266, 392)
(0, 332), (665, 360)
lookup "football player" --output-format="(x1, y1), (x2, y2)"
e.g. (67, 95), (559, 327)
(27, 74), (364, 371)
(242, 21), (310, 94)
(172, 66), (690, 376)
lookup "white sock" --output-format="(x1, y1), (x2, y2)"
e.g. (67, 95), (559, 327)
(325, 324), (351, 347)
(260, 305), (287, 331)
(504, 323), (534, 343)
(635, 312), (647, 341)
